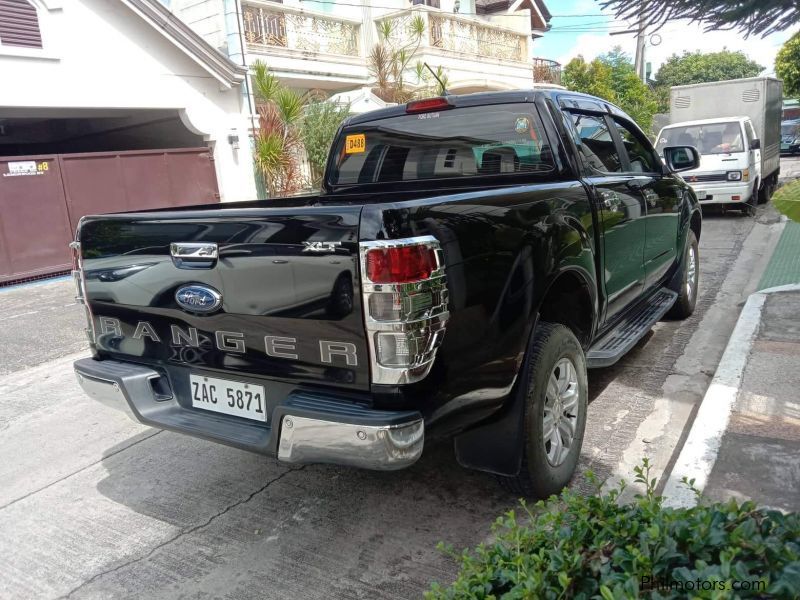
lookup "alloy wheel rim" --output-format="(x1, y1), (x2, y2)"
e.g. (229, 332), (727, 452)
(542, 357), (580, 467)
(686, 245), (697, 299)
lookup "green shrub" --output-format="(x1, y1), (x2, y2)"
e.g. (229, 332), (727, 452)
(427, 460), (800, 599)
(773, 179), (800, 224)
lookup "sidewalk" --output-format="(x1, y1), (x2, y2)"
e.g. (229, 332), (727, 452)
(663, 220), (800, 513)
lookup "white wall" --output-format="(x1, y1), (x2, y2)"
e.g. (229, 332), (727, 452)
(0, 0), (256, 202)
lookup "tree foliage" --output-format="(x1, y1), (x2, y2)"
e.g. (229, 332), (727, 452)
(562, 48), (659, 132)
(300, 100), (351, 189)
(368, 15), (450, 103)
(776, 32), (800, 98)
(599, 0), (800, 37)
(655, 50), (764, 88)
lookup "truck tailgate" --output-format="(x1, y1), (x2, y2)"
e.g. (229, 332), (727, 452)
(77, 206), (369, 392)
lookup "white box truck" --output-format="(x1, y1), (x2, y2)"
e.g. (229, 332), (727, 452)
(655, 77), (782, 211)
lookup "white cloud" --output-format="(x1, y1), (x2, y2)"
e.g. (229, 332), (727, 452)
(553, 19), (792, 77)
(645, 23), (792, 75)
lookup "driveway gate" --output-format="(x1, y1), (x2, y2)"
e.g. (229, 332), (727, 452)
(0, 148), (219, 284)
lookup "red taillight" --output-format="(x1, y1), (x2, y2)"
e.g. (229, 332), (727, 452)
(366, 245), (438, 283)
(406, 97), (452, 114)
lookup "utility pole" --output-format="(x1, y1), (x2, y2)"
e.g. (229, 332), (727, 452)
(634, 5), (646, 83)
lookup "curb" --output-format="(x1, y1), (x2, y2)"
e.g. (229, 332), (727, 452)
(662, 283), (800, 508)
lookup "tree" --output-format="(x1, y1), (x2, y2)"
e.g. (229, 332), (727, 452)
(776, 32), (800, 98)
(562, 48), (659, 131)
(654, 50), (764, 88)
(300, 100), (351, 189)
(599, 0), (799, 37)
(251, 61), (306, 198)
(368, 16), (450, 103)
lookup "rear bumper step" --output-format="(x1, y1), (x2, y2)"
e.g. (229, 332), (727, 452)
(74, 358), (424, 470)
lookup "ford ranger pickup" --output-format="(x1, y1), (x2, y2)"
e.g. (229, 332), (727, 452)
(71, 90), (702, 498)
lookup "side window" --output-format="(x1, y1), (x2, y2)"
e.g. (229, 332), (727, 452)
(566, 113), (622, 173)
(612, 119), (659, 174)
(744, 121), (757, 146)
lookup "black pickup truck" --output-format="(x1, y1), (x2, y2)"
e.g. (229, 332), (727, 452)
(72, 90), (702, 498)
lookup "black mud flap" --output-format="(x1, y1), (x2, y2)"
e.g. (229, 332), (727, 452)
(453, 316), (538, 477)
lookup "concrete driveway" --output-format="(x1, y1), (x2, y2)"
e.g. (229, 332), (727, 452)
(0, 201), (787, 599)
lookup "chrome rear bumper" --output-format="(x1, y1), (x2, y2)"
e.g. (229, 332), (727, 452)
(74, 358), (423, 470)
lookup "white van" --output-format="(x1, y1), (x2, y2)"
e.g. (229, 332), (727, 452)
(656, 116), (762, 209)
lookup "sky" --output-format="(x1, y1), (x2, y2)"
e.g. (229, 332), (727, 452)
(534, 0), (795, 77)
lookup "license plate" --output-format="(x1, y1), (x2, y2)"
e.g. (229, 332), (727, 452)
(695, 190), (707, 200)
(190, 374), (267, 422)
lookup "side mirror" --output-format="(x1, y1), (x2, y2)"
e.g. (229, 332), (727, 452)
(750, 138), (761, 150)
(662, 145), (700, 173)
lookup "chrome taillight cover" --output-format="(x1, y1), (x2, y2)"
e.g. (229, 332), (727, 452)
(359, 236), (449, 385)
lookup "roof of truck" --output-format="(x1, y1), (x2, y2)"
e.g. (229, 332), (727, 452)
(345, 89), (625, 126)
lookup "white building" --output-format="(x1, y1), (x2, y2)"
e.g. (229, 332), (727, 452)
(167, 0), (557, 97)
(0, 0), (257, 203)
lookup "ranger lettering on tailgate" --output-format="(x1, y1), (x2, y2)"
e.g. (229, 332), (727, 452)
(96, 317), (358, 365)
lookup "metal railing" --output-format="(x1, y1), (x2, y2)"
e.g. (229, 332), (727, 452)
(376, 8), (528, 63)
(532, 57), (562, 85)
(427, 13), (526, 62)
(242, 2), (360, 57)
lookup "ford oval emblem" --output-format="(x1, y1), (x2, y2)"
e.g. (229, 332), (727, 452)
(175, 284), (222, 313)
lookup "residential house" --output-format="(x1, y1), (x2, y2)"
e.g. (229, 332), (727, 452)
(0, 0), (257, 282)
(167, 0), (557, 99)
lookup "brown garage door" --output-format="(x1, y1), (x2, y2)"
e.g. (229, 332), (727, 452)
(0, 155), (74, 282)
(0, 147), (219, 284)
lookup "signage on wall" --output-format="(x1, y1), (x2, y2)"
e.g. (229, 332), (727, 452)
(3, 161), (49, 177)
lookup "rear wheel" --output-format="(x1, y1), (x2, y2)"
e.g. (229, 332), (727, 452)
(758, 177), (774, 205)
(667, 230), (699, 319)
(499, 322), (588, 498)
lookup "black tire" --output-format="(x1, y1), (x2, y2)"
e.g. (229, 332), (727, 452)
(499, 322), (588, 498)
(667, 230), (699, 319)
(758, 178), (774, 205)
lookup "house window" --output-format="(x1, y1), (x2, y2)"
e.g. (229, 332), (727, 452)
(0, 0), (43, 48)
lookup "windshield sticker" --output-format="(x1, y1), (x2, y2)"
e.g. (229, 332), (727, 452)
(345, 134), (366, 154)
(417, 112), (440, 120)
(515, 117), (530, 134)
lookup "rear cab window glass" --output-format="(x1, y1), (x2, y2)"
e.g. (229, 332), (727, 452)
(567, 113), (622, 173)
(329, 104), (555, 186)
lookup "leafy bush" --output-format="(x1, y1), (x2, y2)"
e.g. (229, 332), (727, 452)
(300, 100), (351, 189)
(773, 179), (800, 224)
(427, 460), (800, 599)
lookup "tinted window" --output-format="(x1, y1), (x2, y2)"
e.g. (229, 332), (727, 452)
(656, 122), (744, 154)
(612, 119), (658, 173)
(567, 113), (622, 173)
(329, 104), (555, 186)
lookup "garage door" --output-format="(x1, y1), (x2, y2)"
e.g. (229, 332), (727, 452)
(0, 148), (219, 284)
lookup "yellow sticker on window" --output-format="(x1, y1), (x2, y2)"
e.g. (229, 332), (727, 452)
(345, 134), (366, 154)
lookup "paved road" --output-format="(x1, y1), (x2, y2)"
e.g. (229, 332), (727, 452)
(0, 200), (786, 599)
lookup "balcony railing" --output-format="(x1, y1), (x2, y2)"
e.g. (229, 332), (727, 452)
(242, 1), (360, 57)
(532, 57), (562, 85)
(377, 7), (528, 63)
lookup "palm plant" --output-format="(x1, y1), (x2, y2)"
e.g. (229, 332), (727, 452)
(251, 60), (306, 197)
(368, 15), (434, 103)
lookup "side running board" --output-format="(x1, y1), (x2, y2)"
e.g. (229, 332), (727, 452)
(586, 288), (678, 369)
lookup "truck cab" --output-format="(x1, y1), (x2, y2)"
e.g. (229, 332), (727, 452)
(656, 116), (760, 208)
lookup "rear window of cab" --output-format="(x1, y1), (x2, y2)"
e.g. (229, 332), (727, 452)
(329, 104), (556, 186)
